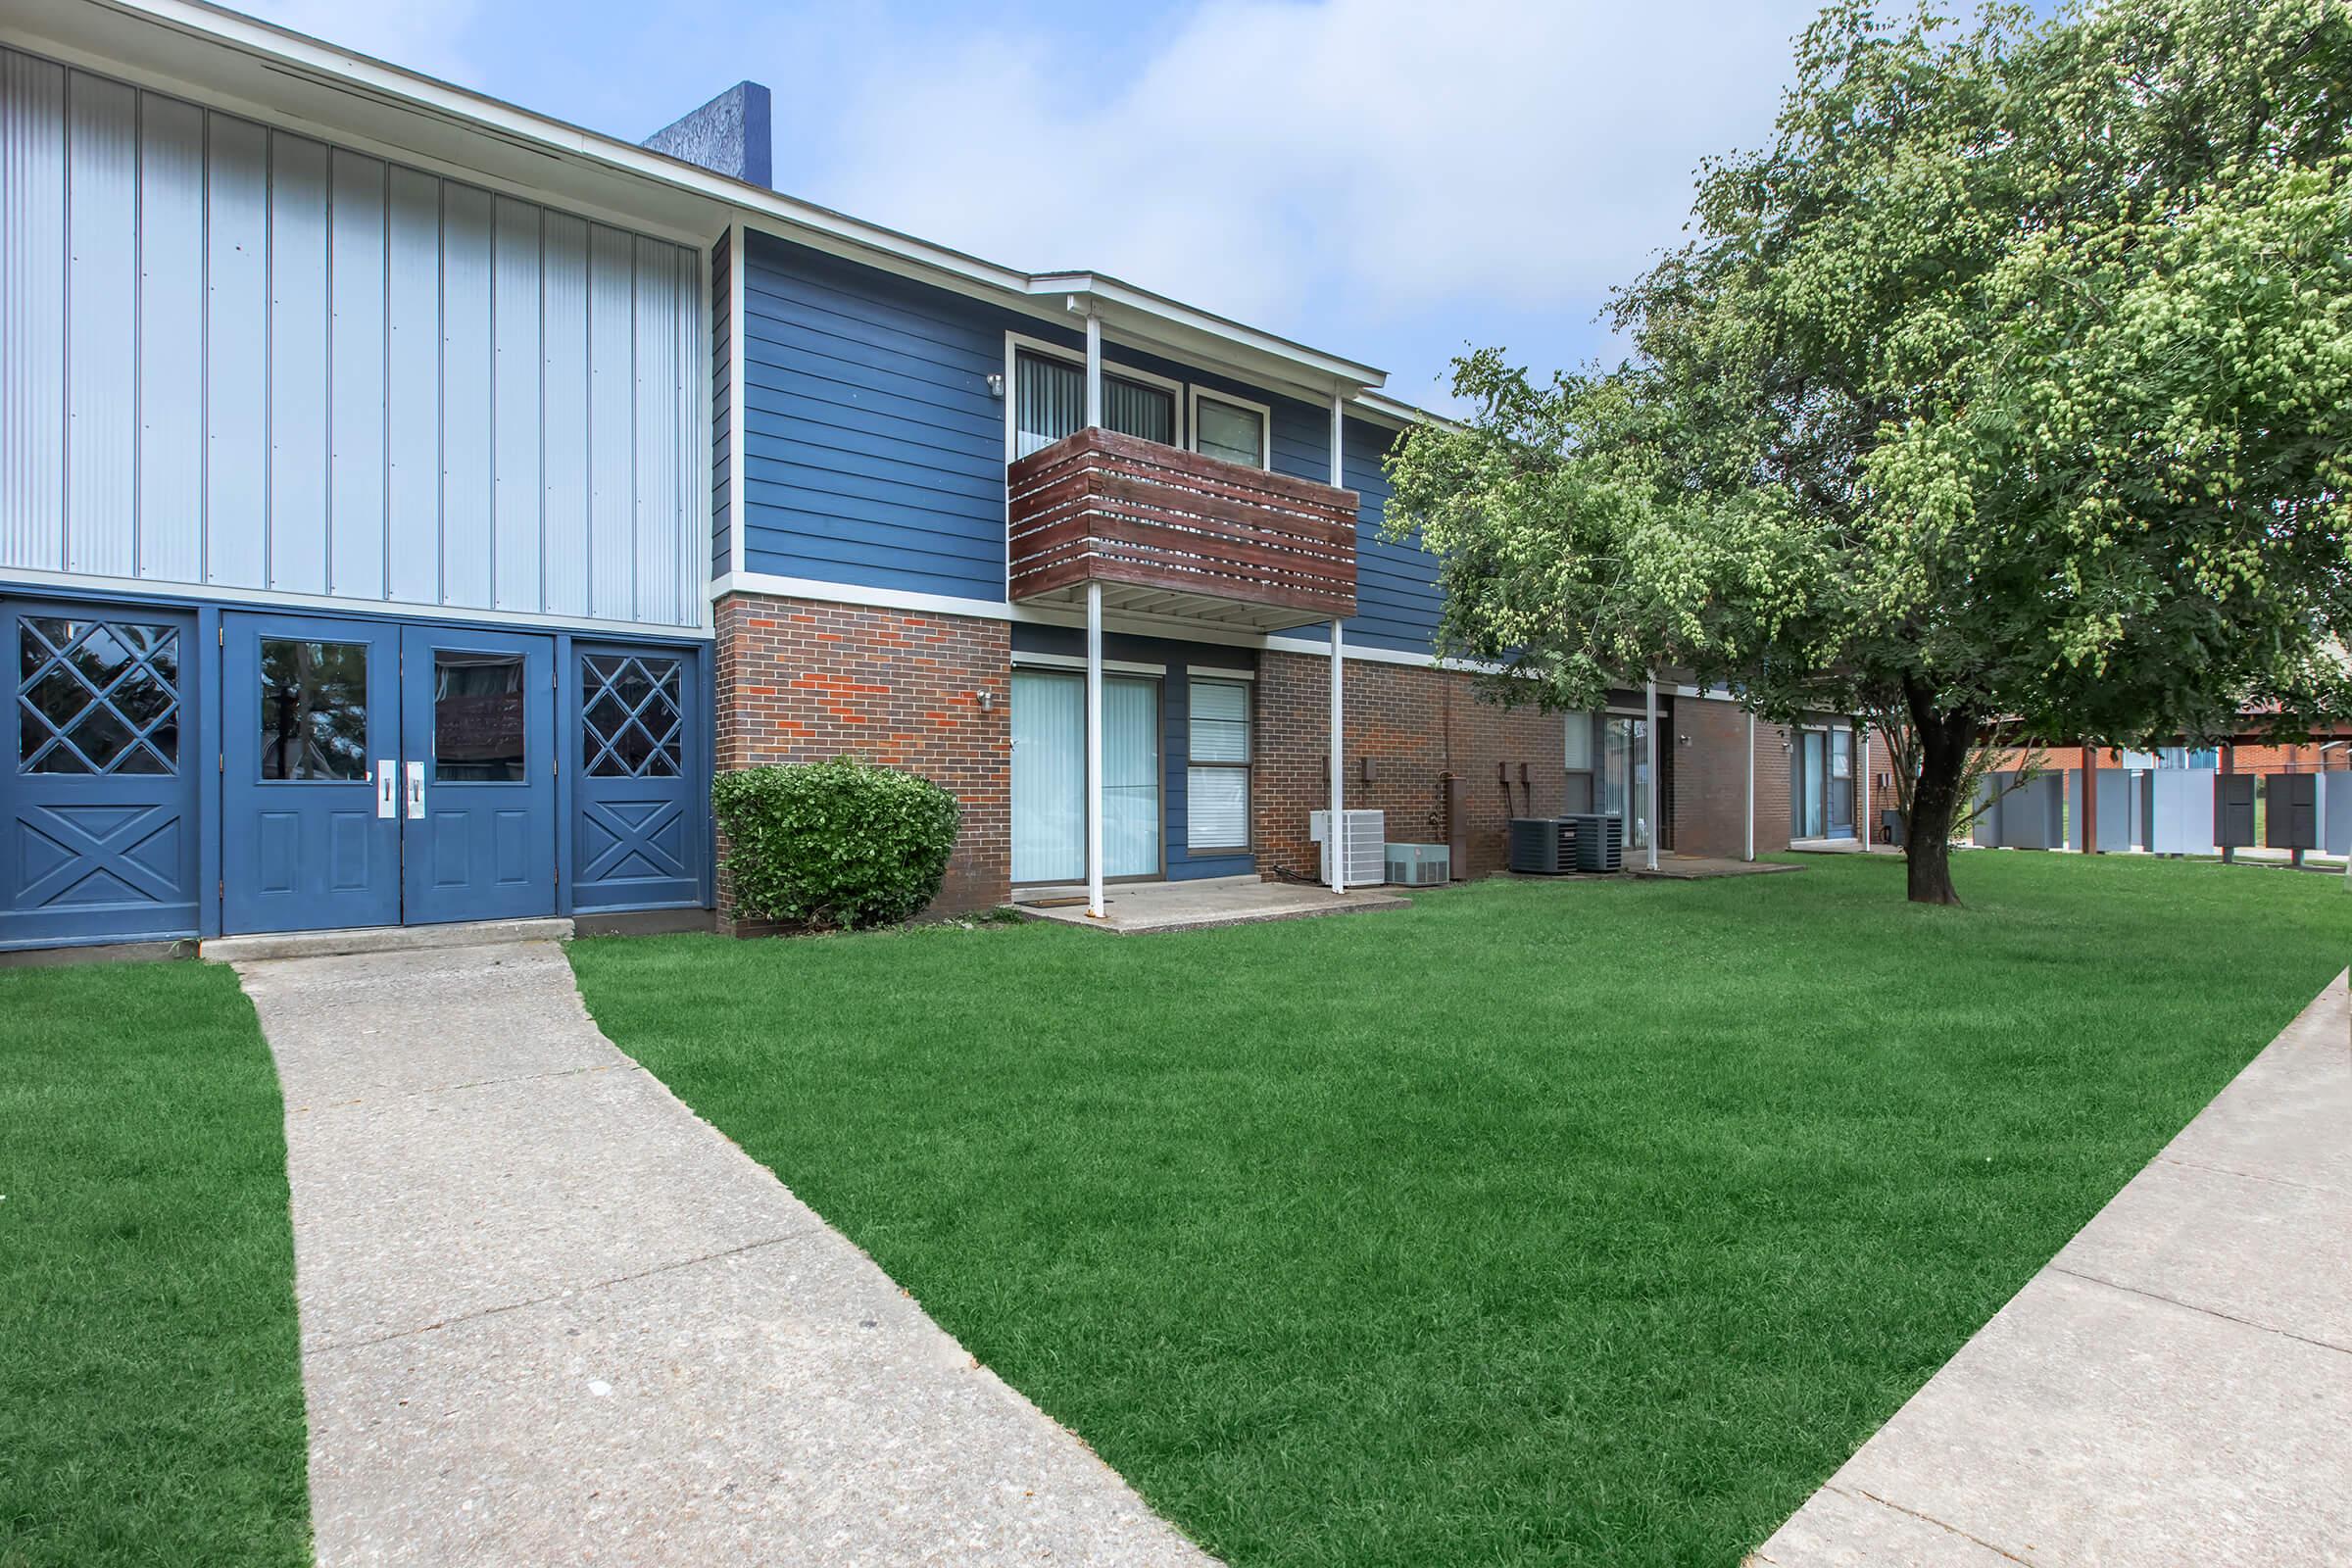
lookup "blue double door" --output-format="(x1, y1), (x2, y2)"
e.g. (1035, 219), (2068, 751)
(222, 613), (556, 933)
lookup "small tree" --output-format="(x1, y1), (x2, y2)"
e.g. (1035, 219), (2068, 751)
(1387, 0), (2352, 904)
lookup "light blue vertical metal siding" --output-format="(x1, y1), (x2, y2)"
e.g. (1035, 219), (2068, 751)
(65, 71), (137, 578)
(0, 46), (708, 630)
(385, 165), (440, 604)
(492, 196), (542, 612)
(2, 53), (67, 573)
(267, 131), (329, 595)
(540, 212), (590, 618)
(439, 182), (493, 609)
(328, 150), (387, 600)
(137, 93), (205, 582)
(587, 223), (635, 622)
(204, 112), (268, 589)
(633, 235), (679, 624)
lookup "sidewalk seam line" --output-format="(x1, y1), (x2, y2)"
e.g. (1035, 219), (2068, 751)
(287, 1059), (642, 1115)
(2154, 1152), (2348, 1199)
(2045, 1264), (2352, 1357)
(1836, 1485), (2033, 1564)
(302, 1227), (818, 1358)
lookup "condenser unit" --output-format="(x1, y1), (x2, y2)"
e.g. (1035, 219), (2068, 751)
(1386, 843), (1451, 887)
(1309, 809), (1388, 885)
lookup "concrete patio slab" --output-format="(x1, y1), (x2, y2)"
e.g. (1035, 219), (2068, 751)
(236, 939), (1214, 1567)
(1629, 856), (1804, 879)
(1752, 971), (2352, 1567)
(1011, 873), (1408, 935)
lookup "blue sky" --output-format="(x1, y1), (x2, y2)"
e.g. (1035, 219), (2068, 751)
(247, 0), (1833, 409)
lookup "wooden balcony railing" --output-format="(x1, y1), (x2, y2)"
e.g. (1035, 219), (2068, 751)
(1006, 426), (1358, 629)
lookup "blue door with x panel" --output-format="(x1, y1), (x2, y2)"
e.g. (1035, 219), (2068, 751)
(401, 624), (557, 925)
(1, 601), (200, 947)
(222, 613), (403, 934)
(573, 644), (701, 911)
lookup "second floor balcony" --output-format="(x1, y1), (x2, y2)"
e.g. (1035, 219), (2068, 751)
(1006, 426), (1358, 631)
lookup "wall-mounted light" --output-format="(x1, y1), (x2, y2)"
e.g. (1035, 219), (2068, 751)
(985, 372), (1006, 400)
(976, 690), (995, 711)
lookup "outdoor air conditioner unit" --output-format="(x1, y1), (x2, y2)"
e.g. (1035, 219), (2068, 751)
(1386, 843), (1451, 887)
(1309, 808), (1387, 885)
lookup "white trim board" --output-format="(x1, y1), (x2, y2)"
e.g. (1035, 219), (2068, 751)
(707, 570), (1489, 668)
(1011, 651), (1167, 676)
(0, 567), (715, 640)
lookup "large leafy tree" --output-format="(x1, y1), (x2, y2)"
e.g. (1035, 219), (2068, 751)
(1387, 0), (2352, 903)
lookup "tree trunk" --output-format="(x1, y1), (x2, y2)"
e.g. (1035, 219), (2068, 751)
(1901, 679), (1975, 906)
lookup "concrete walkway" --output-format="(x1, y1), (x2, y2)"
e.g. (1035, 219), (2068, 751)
(1753, 971), (2352, 1566)
(235, 940), (1213, 1567)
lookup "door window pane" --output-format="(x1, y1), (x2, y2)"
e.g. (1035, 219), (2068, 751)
(1102, 678), (1160, 876)
(20, 615), (180, 775)
(1602, 715), (1650, 850)
(259, 639), (368, 781)
(433, 652), (526, 782)
(582, 654), (683, 777)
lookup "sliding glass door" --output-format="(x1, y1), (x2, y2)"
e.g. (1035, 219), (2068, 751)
(1600, 714), (1651, 850)
(1010, 669), (1161, 883)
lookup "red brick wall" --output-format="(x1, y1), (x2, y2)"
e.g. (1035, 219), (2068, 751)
(713, 592), (1010, 921)
(1253, 652), (1571, 879)
(1659, 698), (1800, 857)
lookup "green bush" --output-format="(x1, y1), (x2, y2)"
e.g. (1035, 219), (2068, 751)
(712, 759), (961, 931)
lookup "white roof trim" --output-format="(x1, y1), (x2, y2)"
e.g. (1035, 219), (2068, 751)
(16, 0), (1395, 399)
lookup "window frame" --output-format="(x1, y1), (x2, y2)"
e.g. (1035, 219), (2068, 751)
(1185, 673), (1254, 854)
(1004, 332), (1186, 461)
(1187, 386), (1273, 469)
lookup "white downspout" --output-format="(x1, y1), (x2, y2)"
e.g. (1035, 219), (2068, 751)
(1086, 580), (1103, 918)
(1329, 392), (1348, 896)
(1644, 672), (1660, 871)
(1743, 710), (1756, 862)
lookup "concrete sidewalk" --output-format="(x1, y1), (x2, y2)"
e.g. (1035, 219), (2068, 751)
(1752, 971), (2352, 1567)
(236, 940), (1212, 1567)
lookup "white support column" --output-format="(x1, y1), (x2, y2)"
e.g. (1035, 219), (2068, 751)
(1084, 312), (1102, 429)
(1858, 724), (1872, 850)
(1743, 710), (1756, 862)
(1644, 672), (1660, 871)
(1328, 391), (1348, 895)
(1329, 618), (1347, 893)
(1086, 581), (1104, 918)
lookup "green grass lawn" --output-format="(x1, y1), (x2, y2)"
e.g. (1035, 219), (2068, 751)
(0, 962), (311, 1568)
(569, 853), (2348, 1567)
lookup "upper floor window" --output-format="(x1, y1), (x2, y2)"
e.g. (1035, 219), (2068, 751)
(1013, 347), (1177, 458)
(1192, 389), (1270, 468)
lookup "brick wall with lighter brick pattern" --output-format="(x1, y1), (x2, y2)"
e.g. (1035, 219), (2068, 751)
(714, 592), (1009, 920)
(1252, 652), (1572, 879)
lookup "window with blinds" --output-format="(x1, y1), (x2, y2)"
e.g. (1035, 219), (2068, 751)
(1013, 348), (1177, 458)
(1187, 677), (1252, 851)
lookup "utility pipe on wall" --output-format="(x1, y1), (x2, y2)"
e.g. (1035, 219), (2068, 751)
(1644, 672), (1660, 872)
(1086, 581), (1104, 918)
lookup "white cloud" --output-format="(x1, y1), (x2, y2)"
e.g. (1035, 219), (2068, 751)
(808, 0), (1816, 378)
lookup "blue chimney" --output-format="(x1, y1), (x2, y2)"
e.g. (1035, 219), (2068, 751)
(643, 81), (771, 189)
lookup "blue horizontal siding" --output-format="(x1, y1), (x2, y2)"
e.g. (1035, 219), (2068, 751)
(739, 232), (1023, 601)
(737, 230), (1446, 651)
